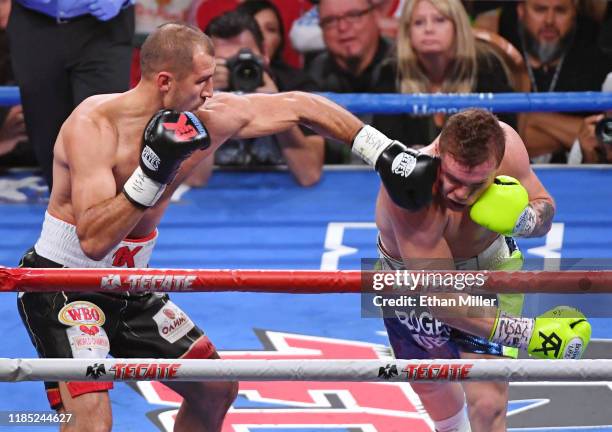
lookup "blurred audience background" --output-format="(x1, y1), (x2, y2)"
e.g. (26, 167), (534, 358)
(0, 0), (610, 184)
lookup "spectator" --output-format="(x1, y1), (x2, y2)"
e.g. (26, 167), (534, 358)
(372, 0), (515, 147)
(236, 0), (317, 91)
(307, 0), (392, 94)
(185, 10), (323, 187)
(6, 0), (135, 188)
(193, 0), (307, 68)
(0, 0), (33, 168)
(568, 73), (612, 164)
(306, 0), (393, 162)
(289, 0), (404, 61)
(502, 0), (612, 162)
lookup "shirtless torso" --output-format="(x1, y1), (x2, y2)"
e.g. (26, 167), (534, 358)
(46, 88), (360, 256)
(48, 92), (250, 238)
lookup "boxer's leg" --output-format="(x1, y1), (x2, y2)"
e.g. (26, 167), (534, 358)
(383, 317), (469, 430)
(460, 352), (508, 432)
(57, 383), (112, 432)
(17, 250), (114, 429)
(167, 349), (238, 432)
(112, 294), (237, 432)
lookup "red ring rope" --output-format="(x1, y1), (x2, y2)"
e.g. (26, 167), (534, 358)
(1, 267), (610, 293)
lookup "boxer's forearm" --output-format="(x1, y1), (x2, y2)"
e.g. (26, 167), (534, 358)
(427, 292), (498, 338)
(76, 194), (145, 260)
(292, 92), (364, 145)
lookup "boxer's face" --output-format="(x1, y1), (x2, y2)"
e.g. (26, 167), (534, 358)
(439, 153), (497, 211)
(167, 47), (215, 111)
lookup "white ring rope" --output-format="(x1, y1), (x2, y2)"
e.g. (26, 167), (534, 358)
(1, 359), (611, 382)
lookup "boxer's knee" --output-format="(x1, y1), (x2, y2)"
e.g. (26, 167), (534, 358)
(58, 383), (112, 432)
(171, 379), (238, 413)
(191, 380), (238, 410)
(464, 382), (507, 430)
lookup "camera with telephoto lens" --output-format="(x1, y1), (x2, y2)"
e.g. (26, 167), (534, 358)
(225, 48), (265, 93)
(595, 117), (612, 146)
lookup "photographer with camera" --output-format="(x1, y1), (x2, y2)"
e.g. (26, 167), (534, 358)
(568, 74), (612, 164)
(185, 10), (324, 187)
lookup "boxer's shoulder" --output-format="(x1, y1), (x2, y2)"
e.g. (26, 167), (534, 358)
(63, 96), (119, 136)
(379, 186), (446, 239)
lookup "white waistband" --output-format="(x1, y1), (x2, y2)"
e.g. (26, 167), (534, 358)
(34, 211), (157, 268)
(454, 235), (509, 270)
(378, 235), (510, 271)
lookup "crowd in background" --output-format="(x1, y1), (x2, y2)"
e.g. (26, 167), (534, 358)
(1, 0), (612, 189)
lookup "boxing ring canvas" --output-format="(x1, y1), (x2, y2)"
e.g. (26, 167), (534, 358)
(0, 167), (611, 431)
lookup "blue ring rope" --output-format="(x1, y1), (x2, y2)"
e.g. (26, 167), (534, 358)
(0, 86), (610, 113)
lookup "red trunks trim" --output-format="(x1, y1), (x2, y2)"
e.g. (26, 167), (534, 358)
(181, 335), (216, 359)
(46, 382), (113, 410)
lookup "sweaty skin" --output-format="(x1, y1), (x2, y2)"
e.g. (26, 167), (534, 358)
(48, 90), (362, 260)
(375, 122), (555, 335)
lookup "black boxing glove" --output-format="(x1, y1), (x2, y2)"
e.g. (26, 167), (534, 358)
(352, 126), (439, 211)
(123, 110), (211, 208)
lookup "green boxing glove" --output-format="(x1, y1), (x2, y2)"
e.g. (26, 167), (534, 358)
(490, 306), (591, 359)
(528, 306), (591, 359)
(470, 175), (537, 236)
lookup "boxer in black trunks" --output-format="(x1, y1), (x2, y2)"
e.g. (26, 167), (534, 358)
(18, 22), (424, 432)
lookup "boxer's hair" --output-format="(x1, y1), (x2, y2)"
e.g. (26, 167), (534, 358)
(439, 109), (505, 167)
(140, 23), (215, 79)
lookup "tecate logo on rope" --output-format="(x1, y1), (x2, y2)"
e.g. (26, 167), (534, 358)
(379, 363), (473, 381)
(86, 362), (181, 380)
(100, 274), (197, 291)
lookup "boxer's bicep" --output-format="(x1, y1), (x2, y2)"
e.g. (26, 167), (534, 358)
(231, 93), (299, 139)
(64, 118), (118, 224)
(231, 92), (362, 142)
(196, 93), (270, 144)
(501, 122), (553, 204)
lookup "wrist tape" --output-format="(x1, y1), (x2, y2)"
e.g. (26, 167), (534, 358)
(351, 125), (393, 167)
(490, 311), (534, 350)
(513, 205), (537, 237)
(123, 166), (166, 208)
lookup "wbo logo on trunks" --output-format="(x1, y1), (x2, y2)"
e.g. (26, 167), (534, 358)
(58, 301), (106, 327)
